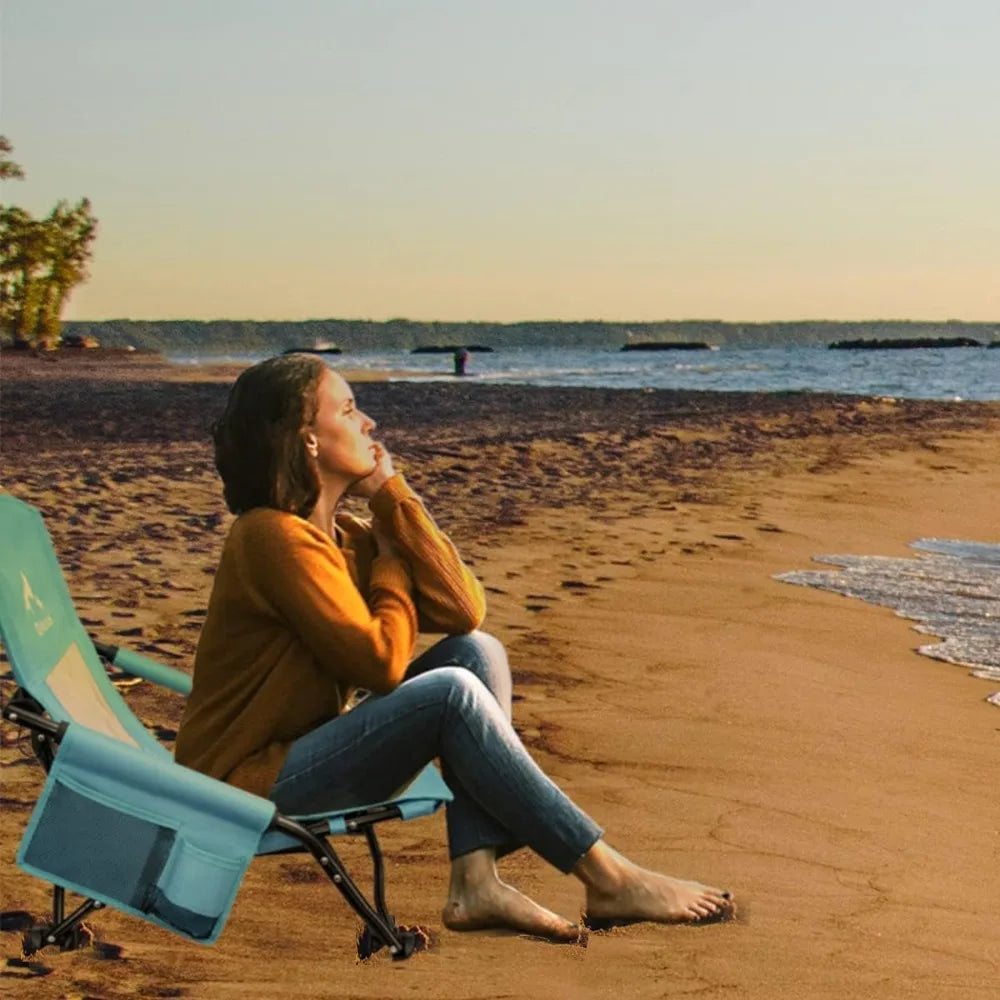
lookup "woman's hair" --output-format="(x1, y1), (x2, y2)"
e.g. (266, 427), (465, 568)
(213, 353), (327, 516)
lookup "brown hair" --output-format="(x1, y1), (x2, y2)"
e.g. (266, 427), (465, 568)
(213, 353), (327, 516)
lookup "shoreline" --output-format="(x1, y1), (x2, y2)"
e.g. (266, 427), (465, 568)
(0, 348), (415, 384)
(6, 342), (1000, 402)
(2, 362), (999, 998)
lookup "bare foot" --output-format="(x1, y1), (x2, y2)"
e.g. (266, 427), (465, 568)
(443, 877), (585, 943)
(444, 849), (585, 943)
(577, 843), (734, 928)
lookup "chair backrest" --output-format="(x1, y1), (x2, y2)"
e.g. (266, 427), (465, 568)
(0, 494), (168, 756)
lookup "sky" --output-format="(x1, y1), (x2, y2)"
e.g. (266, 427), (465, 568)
(1, 0), (998, 323)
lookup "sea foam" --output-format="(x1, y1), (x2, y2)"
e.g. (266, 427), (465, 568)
(776, 540), (1000, 708)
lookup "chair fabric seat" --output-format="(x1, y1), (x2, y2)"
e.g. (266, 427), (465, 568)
(258, 763), (453, 853)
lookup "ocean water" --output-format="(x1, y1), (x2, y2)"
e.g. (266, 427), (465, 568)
(172, 343), (1000, 401)
(776, 541), (1000, 708)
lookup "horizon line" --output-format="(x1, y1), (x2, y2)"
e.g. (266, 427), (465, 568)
(64, 316), (1000, 326)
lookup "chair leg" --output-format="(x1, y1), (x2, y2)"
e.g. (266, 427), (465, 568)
(364, 827), (390, 922)
(270, 816), (424, 960)
(22, 886), (105, 956)
(355, 826), (427, 961)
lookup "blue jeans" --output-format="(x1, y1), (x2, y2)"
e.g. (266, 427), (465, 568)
(269, 631), (603, 873)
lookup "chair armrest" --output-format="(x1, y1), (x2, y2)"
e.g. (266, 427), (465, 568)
(92, 641), (192, 696)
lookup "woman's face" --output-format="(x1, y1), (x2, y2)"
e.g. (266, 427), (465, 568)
(305, 370), (378, 484)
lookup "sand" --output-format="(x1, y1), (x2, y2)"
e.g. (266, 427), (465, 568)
(1, 350), (998, 999)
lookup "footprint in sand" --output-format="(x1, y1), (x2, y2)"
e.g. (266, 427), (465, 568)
(139, 641), (185, 659)
(90, 942), (125, 961)
(0, 911), (35, 932)
(3, 957), (55, 979)
(279, 863), (324, 884)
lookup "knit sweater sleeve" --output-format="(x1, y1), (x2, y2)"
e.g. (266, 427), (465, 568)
(368, 474), (486, 633)
(238, 510), (418, 694)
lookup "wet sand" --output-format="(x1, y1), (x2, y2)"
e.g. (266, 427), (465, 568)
(2, 351), (999, 999)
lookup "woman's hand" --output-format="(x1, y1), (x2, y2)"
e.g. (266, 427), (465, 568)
(349, 443), (396, 500)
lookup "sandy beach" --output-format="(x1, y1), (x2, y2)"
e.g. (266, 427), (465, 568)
(2, 351), (998, 1000)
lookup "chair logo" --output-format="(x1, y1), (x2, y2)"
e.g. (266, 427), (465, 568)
(21, 572), (53, 636)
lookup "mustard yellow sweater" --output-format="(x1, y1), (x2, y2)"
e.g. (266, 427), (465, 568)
(174, 474), (485, 796)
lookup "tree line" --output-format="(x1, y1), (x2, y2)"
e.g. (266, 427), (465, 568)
(62, 316), (1000, 355)
(0, 137), (98, 349)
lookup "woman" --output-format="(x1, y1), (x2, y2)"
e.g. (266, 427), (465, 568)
(175, 354), (734, 942)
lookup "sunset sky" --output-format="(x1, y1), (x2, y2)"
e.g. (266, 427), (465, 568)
(2, 0), (998, 323)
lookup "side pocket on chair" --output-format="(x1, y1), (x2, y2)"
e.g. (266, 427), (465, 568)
(145, 839), (247, 940)
(19, 778), (176, 910)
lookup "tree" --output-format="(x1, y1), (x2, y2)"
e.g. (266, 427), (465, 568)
(0, 205), (50, 341)
(0, 137), (98, 349)
(0, 136), (25, 181)
(35, 198), (98, 347)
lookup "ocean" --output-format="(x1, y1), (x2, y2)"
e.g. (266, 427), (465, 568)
(174, 343), (1000, 402)
(777, 543), (1000, 709)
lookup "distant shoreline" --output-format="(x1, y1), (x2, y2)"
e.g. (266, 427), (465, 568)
(52, 317), (1000, 356)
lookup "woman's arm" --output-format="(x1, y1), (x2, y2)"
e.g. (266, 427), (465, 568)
(368, 474), (486, 633)
(239, 510), (418, 694)
(349, 448), (486, 634)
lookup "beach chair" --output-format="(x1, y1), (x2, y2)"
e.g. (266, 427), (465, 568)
(0, 493), (451, 961)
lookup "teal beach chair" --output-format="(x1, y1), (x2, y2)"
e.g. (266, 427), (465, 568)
(0, 494), (451, 960)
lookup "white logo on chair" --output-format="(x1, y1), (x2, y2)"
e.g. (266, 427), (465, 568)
(21, 572), (53, 636)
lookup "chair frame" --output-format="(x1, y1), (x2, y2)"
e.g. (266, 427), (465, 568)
(2, 681), (426, 960)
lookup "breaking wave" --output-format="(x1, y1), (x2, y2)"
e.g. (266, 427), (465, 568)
(776, 539), (1000, 707)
